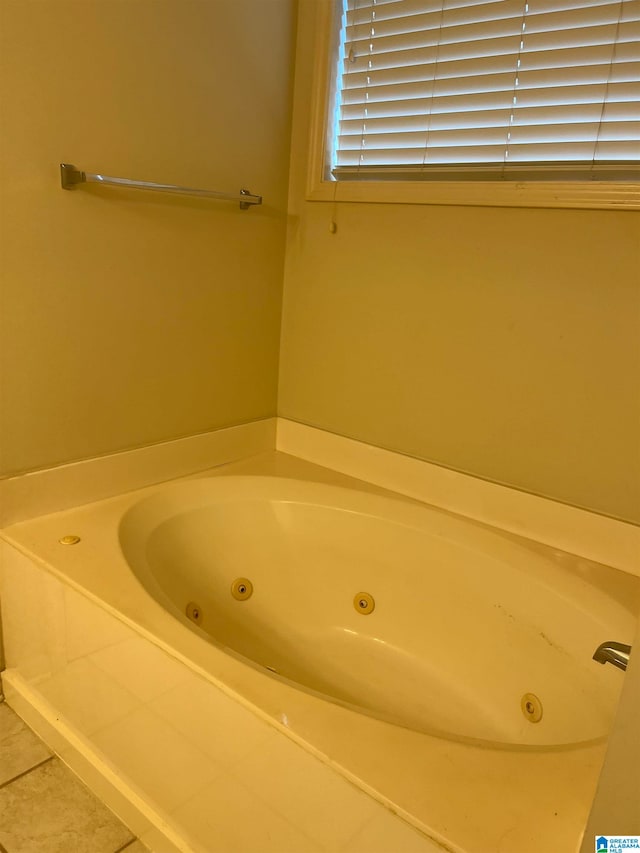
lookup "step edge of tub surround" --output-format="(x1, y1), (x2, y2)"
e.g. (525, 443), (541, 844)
(0, 670), (191, 853)
(275, 418), (640, 577)
(0, 418), (277, 528)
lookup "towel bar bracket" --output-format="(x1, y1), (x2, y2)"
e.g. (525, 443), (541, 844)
(60, 163), (86, 190)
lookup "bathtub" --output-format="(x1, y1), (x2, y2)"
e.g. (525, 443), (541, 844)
(119, 475), (636, 748)
(2, 451), (639, 852)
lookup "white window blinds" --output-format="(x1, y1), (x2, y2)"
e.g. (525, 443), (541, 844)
(332, 0), (640, 180)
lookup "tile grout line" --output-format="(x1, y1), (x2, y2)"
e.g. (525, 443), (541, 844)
(0, 754), (55, 790)
(113, 838), (138, 853)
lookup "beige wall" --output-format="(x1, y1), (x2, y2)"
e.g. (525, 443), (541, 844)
(279, 2), (640, 525)
(2, 0), (638, 523)
(0, 0), (296, 477)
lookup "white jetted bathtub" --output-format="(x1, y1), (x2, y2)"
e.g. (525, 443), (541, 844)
(2, 453), (638, 852)
(119, 475), (636, 748)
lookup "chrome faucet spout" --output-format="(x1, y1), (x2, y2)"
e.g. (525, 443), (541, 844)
(593, 641), (632, 672)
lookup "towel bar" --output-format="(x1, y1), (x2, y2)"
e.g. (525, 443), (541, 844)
(60, 163), (262, 209)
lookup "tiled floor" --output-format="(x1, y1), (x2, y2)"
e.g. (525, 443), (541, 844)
(0, 700), (148, 853)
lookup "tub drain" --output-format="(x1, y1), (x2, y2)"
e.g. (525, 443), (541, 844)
(521, 692), (543, 723)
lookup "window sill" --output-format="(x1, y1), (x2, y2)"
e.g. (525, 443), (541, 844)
(306, 177), (640, 211)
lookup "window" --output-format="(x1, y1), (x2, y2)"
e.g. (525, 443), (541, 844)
(306, 0), (640, 208)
